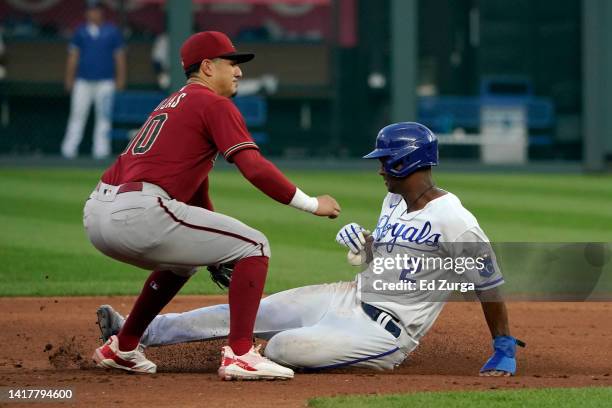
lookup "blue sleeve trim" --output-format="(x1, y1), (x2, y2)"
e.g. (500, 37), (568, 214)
(475, 277), (505, 290)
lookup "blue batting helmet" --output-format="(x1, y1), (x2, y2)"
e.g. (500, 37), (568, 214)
(363, 122), (438, 178)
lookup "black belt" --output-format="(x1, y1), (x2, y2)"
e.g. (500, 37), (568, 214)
(361, 302), (402, 338)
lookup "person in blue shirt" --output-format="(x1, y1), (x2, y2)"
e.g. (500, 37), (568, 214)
(61, 1), (126, 159)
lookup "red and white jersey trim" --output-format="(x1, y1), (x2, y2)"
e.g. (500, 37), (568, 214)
(223, 141), (259, 160)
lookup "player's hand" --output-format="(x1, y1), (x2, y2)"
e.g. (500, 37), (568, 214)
(479, 336), (525, 377)
(315, 195), (341, 219)
(336, 223), (369, 254)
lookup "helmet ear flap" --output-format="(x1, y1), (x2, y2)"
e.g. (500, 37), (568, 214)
(391, 155), (409, 171)
(385, 151), (412, 178)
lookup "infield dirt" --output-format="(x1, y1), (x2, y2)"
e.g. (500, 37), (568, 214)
(1, 297), (611, 407)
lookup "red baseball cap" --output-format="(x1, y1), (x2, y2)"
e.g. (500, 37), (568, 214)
(180, 31), (254, 70)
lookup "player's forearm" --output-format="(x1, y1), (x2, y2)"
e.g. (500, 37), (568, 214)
(232, 149), (297, 204)
(480, 299), (510, 338)
(65, 51), (78, 86)
(231, 149), (339, 216)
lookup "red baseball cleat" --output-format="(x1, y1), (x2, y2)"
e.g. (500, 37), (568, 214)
(92, 335), (157, 374)
(218, 345), (294, 380)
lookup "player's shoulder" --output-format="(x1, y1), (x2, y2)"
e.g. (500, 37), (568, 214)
(429, 192), (480, 234)
(382, 192), (398, 206)
(202, 93), (241, 115)
(381, 192), (406, 212)
(73, 23), (87, 35)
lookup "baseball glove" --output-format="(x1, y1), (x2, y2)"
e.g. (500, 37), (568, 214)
(207, 263), (234, 289)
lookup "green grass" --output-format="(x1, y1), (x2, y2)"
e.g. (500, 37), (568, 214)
(0, 167), (611, 296)
(308, 387), (612, 407)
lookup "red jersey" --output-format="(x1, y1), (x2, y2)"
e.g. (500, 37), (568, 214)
(101, 83), (259, 203)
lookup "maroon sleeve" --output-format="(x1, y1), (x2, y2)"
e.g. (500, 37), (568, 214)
(232, 149), (297, 205)
(203, 99), (259, 162)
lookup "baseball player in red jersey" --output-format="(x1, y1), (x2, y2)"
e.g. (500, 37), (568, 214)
(85, 31), (341, 380)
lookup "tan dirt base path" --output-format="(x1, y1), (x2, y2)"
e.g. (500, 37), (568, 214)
(1, 297), (611, 407)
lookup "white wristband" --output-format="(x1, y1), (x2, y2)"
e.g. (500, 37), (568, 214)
(289, 188), (318, 213)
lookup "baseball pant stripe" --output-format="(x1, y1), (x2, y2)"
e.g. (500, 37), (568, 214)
(301, 347), (401, 372)
(157, 197), (264, 255)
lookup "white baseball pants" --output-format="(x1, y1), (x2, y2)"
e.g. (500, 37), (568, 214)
(61, 79), (114, 159)
(140, 281), (418, 370)
(83, 182), (270, 277)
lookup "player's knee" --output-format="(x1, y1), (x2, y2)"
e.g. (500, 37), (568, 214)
(246, 230), (270, 258)
(264, 334), (300, 368)
(264, 331), (320, 369)
(265, 328), (404, 371)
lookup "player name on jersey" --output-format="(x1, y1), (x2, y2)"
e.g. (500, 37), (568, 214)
(154, 93), (187, 111)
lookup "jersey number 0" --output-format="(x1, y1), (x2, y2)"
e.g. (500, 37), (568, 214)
(123, 113), (168, 155)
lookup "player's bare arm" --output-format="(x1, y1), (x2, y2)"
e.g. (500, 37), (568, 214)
(114, 49), (127, 91)
(478, 287), (508, 331)
(477, 287), (525, 377)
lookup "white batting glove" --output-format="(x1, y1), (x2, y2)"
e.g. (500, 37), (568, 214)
(335, 223), (369, 254)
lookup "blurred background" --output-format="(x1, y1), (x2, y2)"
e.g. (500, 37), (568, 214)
(0, 0), (609, 171)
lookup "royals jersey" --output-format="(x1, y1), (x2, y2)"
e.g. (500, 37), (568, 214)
(358, 191), (504, 341)
(101, 84), (258, 203)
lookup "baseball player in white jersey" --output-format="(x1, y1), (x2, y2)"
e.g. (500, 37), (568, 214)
(96, 122), (524, 376)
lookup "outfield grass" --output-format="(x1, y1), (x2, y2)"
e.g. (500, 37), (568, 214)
(0, 167), (611, 296)
(308, 387), (612, 408)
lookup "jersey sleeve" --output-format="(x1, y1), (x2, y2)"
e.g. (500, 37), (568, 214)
(204, 99), (259, 162)
(69, 27), (83, 51)
(232, 149), (296, 204)
(453, 227), (505, 291)
(111, 26), (125, 52)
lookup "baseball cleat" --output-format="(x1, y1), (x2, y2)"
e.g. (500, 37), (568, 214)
(92, 335), (157, 374)
(218, 345), (294, 381)
(96, 304), (125, 343)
